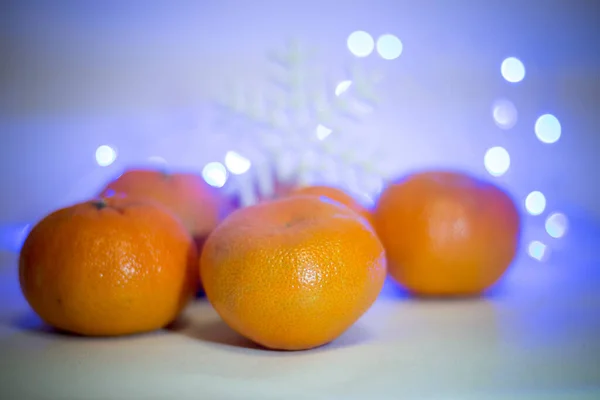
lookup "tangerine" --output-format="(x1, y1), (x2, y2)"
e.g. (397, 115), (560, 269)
(373, 170), (520, 296)
(19, 195), (198, 336)
(200, 195), (386, 350)
(99, 169), (233, 249)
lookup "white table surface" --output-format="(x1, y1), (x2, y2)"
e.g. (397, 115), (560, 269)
(1, 228), (599, 400)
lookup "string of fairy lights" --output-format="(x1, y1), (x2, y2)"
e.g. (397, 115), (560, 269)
(493, 56), (568, 261)
(91, 31), (568, 262)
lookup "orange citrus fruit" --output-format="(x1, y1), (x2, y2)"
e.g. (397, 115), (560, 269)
(99, 168), (234, 249)
(200, 195), (386, 350)
(290, 185), (373, 226)
(19, 195), (198, 336)
(373, 170), (521, 296)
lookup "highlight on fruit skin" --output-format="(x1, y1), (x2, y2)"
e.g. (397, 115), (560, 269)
(200, 195), (387, 351)
(19, 195), (198, 336)
(373, 169), (521, 297)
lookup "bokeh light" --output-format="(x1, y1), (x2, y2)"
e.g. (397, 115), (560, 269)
(224, 151), (251, 175)
(335, 80), (352, 96)
(376, 34), (403, 60)
(347, 31), (374, 57)
(545, 212), (568, 238)
(535, 114), (562, 144)
(202, 162), (228, 187)
(525, 191), (546, 216)
(528, 240), (547, 261)
(316, 124), (333, 140)
(492, 99), (518, 129)
(501, 57), (526, 83)
(484, 146), (510, 177)
(95, 145), (117, 167)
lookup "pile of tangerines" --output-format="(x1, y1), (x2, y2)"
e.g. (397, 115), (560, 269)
(19, 168), (520, 351)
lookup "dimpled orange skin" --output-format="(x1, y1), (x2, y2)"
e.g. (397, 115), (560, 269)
(200, 195), (387, 351)
(373, 170), (521, 297)
(99, 169), (234, 246)
(19, 196), (198, 336)
(290, 185), (374, 226)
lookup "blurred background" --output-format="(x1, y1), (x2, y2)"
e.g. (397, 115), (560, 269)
(1, 0), (599, 262)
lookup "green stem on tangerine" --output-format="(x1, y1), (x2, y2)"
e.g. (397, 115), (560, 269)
(92, 199), (108, 210)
